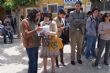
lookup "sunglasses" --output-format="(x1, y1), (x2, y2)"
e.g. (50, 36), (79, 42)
(106, 15), (110, 17)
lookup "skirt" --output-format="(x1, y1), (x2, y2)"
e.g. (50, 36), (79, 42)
(40, 46), (59, 58)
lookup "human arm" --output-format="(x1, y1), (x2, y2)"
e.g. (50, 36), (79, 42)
(98, 23), (106, 35)
(21, 19), (42, 38)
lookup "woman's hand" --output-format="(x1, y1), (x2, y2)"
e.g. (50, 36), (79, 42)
(44, 31), (50, 35)
(48, 31), (57, 35)
(35, 26), (43, 31)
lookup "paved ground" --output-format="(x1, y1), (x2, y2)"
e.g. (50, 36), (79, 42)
(0, 38), (110, 73)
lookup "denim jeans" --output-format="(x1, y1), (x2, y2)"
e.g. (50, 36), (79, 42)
(3, 30), (13, 43)
(26, 47), (39, 73)
(85, 35), (96, 59)
(95, 39), (110, 65)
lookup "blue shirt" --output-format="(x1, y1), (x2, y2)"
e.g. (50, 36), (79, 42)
(86, 15), (97, 36)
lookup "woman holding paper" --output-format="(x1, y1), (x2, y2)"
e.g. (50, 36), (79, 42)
(40, 13), (59, 73)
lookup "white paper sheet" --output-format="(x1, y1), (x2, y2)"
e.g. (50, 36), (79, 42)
(37, 25), (50, 36)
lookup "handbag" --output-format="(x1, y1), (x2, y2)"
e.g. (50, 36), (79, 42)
(56, 38), (63, 49)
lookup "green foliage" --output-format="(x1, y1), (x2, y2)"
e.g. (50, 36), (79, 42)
(0, 0), (5, 6)
(1, 0), (38, 10)
(3, 0), (15, 10)
(14, 0), (37, 6)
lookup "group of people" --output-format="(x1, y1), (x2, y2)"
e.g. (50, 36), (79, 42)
(0, 16), (14, 44)
(21, 1), (110, 73)
(69, 1), (110, 68)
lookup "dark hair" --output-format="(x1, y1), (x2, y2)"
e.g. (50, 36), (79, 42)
(102, 13), (110, 22)
(27, 9), (40, 21)
(75, 1), (82, 5)
(91, 8), (99, 13)
(43, 13), (50, 18)
(58, 9), (66, 15)
(65, 14), (69, 18)
(87, 11), (92, 15)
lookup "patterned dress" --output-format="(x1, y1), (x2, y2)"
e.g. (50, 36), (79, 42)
(40, 21), (59, 58)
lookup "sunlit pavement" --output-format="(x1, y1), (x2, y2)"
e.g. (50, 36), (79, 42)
(0, 39), (110, 73)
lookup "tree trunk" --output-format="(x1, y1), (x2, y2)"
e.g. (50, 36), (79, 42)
(15, 6), (21, 38)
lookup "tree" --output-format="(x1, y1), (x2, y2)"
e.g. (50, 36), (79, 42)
(13, 0), (38, 38)
(1, 0), (39, 38)
(1, 0), (38, 10)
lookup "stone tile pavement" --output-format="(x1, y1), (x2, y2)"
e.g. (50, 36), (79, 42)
(0, 39), (110, 73)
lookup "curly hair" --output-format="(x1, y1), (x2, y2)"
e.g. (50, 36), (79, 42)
(27, 9), (40, 21)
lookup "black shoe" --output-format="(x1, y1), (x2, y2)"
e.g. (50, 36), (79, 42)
(10, 40), (13, 43)
(62, 63), (66, 67)
(104, 61), (109, 66)
(92, 62), (98, 67)
(62, 64), (66, 67)
(77, 60), (82, 64)
(71, 61), (75, 65)
(9, 40), (13, 43)
(56, 64), (59, 68)
(61, 62), (66, 66)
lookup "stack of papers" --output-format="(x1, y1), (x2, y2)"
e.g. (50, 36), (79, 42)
(37, 25), (50, 36)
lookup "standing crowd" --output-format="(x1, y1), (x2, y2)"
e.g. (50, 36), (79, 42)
(21, 1), (110, 73)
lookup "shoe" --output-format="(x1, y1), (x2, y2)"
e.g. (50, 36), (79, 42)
(92, 63), (98, 67)
(62, 63), (66, 67)
(61, 62), (66, 66)
(104, 61), (109, 66)
(9, 39), (13, 43)
(71, 61), (75, 65)
(56, 64), (59, 68)
(86, 56), (96, 61)
(10, 40), (13, 43)
(97, 65), (102, 69)
(77, 60), (82, 64)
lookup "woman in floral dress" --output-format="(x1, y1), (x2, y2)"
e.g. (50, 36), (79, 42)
(40, 13), (59, 73)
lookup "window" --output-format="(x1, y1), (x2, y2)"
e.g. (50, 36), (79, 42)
(97, 1), (110, 11)
(47, 4), (58, 13)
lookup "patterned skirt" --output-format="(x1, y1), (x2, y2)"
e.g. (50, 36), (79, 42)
(40, 36), (59, 58)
